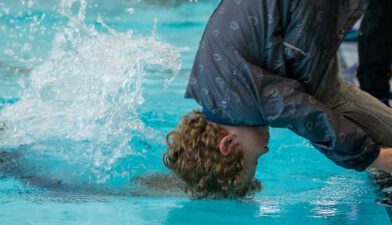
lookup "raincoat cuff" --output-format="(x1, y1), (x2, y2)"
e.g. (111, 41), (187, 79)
(202, 108), (224, 125)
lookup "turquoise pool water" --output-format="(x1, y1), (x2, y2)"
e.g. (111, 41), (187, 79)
(0, 0), (391, 224)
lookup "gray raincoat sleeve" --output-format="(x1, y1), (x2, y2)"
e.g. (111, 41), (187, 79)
(185, 0), (380, 171)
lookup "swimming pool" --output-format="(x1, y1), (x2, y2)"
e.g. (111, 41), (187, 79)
(0, 0), (391, 224)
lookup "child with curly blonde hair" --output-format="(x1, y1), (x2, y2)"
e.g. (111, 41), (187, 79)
(163, 0), (392, 199)
(163, 110), (265, 198)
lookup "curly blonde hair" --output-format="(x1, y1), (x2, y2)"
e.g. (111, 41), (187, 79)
(163, 110), (261, 199)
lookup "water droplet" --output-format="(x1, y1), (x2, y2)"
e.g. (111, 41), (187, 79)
(0, 1), (183, 184)
(267, 116), (276, 122)
(189, 77), (197, 85)
(213, 53), (222, 61)
(270, 88), (279, 97)
(230, 21), (239, 30)
(221, 100), (228, 108)
(126, 8), (135, 15)
(232, 68), (239, 77)
(27, 0), (34, 8)
(212, 29), (220, 37)
(215, 77), (225, 86)
(248, 16), (258, 26)
(198, 64), (204, 72)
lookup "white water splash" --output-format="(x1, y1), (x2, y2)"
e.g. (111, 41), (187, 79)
(0, 0), (182, 184)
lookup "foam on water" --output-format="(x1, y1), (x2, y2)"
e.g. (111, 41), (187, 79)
(0, 0), (183, 186)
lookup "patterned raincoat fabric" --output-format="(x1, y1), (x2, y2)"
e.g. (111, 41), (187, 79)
(184, 0), (380, 171)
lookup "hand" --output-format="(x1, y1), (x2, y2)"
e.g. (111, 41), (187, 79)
(369, 147), (392, 173)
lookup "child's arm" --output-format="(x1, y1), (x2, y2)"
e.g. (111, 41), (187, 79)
(370, 147), (392, 173)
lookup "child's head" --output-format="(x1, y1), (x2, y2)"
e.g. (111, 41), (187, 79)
(163, 110), (270, 199)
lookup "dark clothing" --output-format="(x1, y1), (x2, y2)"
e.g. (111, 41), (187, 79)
(185, 0), (380, 171)
(357, 0), (392, 105)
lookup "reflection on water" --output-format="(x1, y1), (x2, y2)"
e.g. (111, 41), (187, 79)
(311, 200), (339, 217)
(0, 176), (390, 225)
(162, 198), (389, 225)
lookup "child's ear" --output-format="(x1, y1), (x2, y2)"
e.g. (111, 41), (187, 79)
(219, 134), (236, 156)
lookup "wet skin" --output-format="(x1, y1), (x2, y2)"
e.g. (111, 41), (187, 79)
(219, 125), (270, 183)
